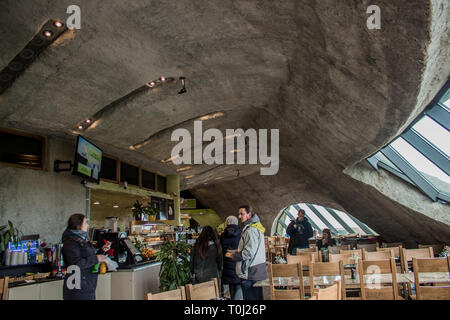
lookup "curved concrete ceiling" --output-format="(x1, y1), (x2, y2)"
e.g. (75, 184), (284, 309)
(0, 1), (449, 247)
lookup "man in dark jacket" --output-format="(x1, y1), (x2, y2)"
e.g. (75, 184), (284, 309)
(219, 216), (242, 300)
(286, 209), (313, 255)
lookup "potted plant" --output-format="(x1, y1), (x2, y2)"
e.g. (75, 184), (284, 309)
(131, 200), (146, 221)
(146, 205), (158, 222)
(0, 220), (21, 266)
(156, 239), (190, 292)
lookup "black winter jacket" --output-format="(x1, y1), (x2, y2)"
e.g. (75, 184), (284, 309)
(219, 225), (242, 284)
(62, 230), (103, 300)
(190, 242), (223, 284)
(286, 217), (313, 254)
(316, 238), (336, 250)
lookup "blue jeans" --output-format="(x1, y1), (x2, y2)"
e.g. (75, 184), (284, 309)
(229, 283), (243, 300)
(241, 280), (263, 300)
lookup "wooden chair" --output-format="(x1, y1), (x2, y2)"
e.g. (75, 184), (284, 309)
(329, 253), (355, 265)
(297, 247), (317, 253)
(418, 244), (445, 258)
(0, 276), (9, 300)
(377, 246), (402, 259)
(185, 278), (220, 300)
(401, 247), (434, 298)
(309, 282), (341, 300)
(412, 257), (450, 300)
(287, 254), (314, 266)
(269, 263), (305, 300)
(309, 261), (345, 300)
(340, 248), (366, 259)
(359, 258), (400, 300)
(329, 245), (350, 254)
(363, 250), (393, 261)
(357, 243), (378, 252)
(146, 286), (186, 300)
(384, 242), (403, 248)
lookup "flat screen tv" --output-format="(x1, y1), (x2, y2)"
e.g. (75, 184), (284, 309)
(72, 135), (103, 183)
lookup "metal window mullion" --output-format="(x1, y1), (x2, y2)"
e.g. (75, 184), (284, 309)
(306, 204), (340, 235)
(343, 212), (374, 236)
(402, 130), (450, 174)
(284, 208), (296, 221)
(427, 104), (450, 131)
(325, 208), (355, 234)
(381, 146), (440, 201)
(367, 155), (379, 170)
(291, 205), (321, 232)
(377, 162), (415, 185)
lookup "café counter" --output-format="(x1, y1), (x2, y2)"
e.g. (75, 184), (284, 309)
(6, 260), (161, 300)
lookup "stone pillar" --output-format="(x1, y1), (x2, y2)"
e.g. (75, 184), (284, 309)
(166, 175), (181, 226)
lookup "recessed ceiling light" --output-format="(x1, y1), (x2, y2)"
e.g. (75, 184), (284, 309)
(53, 21), (63, 28)
(43, 30), (53, 38)
(113, 205), (119, 208)
(176, 166), (192, 172)
(86, 119), (91, 124)
(93, 201), (100, 205)
(185, 175), (195, 179)
(230, 149), (241, 153)
(197, 112), (224, 121)
(160, 76), (166, 82)
(148, 81), (156, 87)
(78, 125), (83, 130)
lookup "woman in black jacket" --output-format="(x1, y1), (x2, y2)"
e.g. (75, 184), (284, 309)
(316, 228), (336, 250)
(219, 216), (242, 300)
(190, 226), (223, 288)
(61, 214), (110, 300)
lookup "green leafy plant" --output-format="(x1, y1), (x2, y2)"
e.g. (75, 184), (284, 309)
(0, 220), (21, 251)
(156, 239), (191, 292)
(132, 200), (158, 220)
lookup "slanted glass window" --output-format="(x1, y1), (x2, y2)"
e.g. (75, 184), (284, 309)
(391, 138), (450, 196)
(366, 83), (449, 203)
(274, 203), (378, 237)
(412, 116), (450, 156)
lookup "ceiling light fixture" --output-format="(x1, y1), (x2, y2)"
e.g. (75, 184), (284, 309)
(86, 119), (91, 124)
(160, 76), (166, 82)
(198, 112), (224, 121)
(148, 81), (156, 87)
(176, 166), (192, 172)
(185, 175), (195, 179)
(113, 204), (119, 208)
(93, 201), (100, 205)
(78, 125), (83, 130)
(53, 21), (64, 28)
(43, 30), (53, 38)
(178, 76), (187, 94)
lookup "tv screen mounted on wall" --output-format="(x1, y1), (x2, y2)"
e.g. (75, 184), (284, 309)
(72, 135), (103, 184)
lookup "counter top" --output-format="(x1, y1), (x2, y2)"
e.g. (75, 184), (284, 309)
(117, 260), (162, 272)
(8, 272), (112, 288)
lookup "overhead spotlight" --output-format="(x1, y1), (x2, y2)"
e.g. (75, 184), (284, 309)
(93, 201), (100, 205)
(86, 119), (91, 124)
(149, 81), (156, 88)
(78, 125), (83, 130)
(113, 204), (119, 208)
(160, 76), (166, 82)
(178, 76), (187, 94)
(53, 21), (64, 28)
(43, 30), (53, 38)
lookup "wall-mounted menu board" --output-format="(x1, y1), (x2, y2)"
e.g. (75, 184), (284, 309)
(150, 197), (167, 221)
(166, 199), (175, 220)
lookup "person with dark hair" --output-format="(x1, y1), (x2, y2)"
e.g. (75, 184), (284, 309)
(220, 216), (242, 300)
(190, 226), (223, 287)
(61, 213), (110, 300)
(228, 205), (267, 300)
(316, 228), (336, 250)
(286, 209), (313, 255)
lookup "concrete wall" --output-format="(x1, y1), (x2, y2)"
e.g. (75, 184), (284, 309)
(0, 135), (86, 244)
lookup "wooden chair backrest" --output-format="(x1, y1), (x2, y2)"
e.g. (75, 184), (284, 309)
(146, 286), (186, 300)
(328, 245), (350, 254)
(364, 250), (393, 261)
(401, 248), (434, 270)
(269, 263), (304, 300)
(359, 259), (399, 300)
(185, 279), (220, 300)
(314, 281), (341, 300)
(376, 246), (402, 258)
(287, 254), (314, 266)
(413, 257), (450, 300)
(340, 249), (365, 259)
(329, 253), (354, 265)
(309, 261), (345, 300)
(357, 243), (378, 252)
(384, 242), (403, 248)
(0, 277), (9, 300)
(418, 244), (445, 257)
